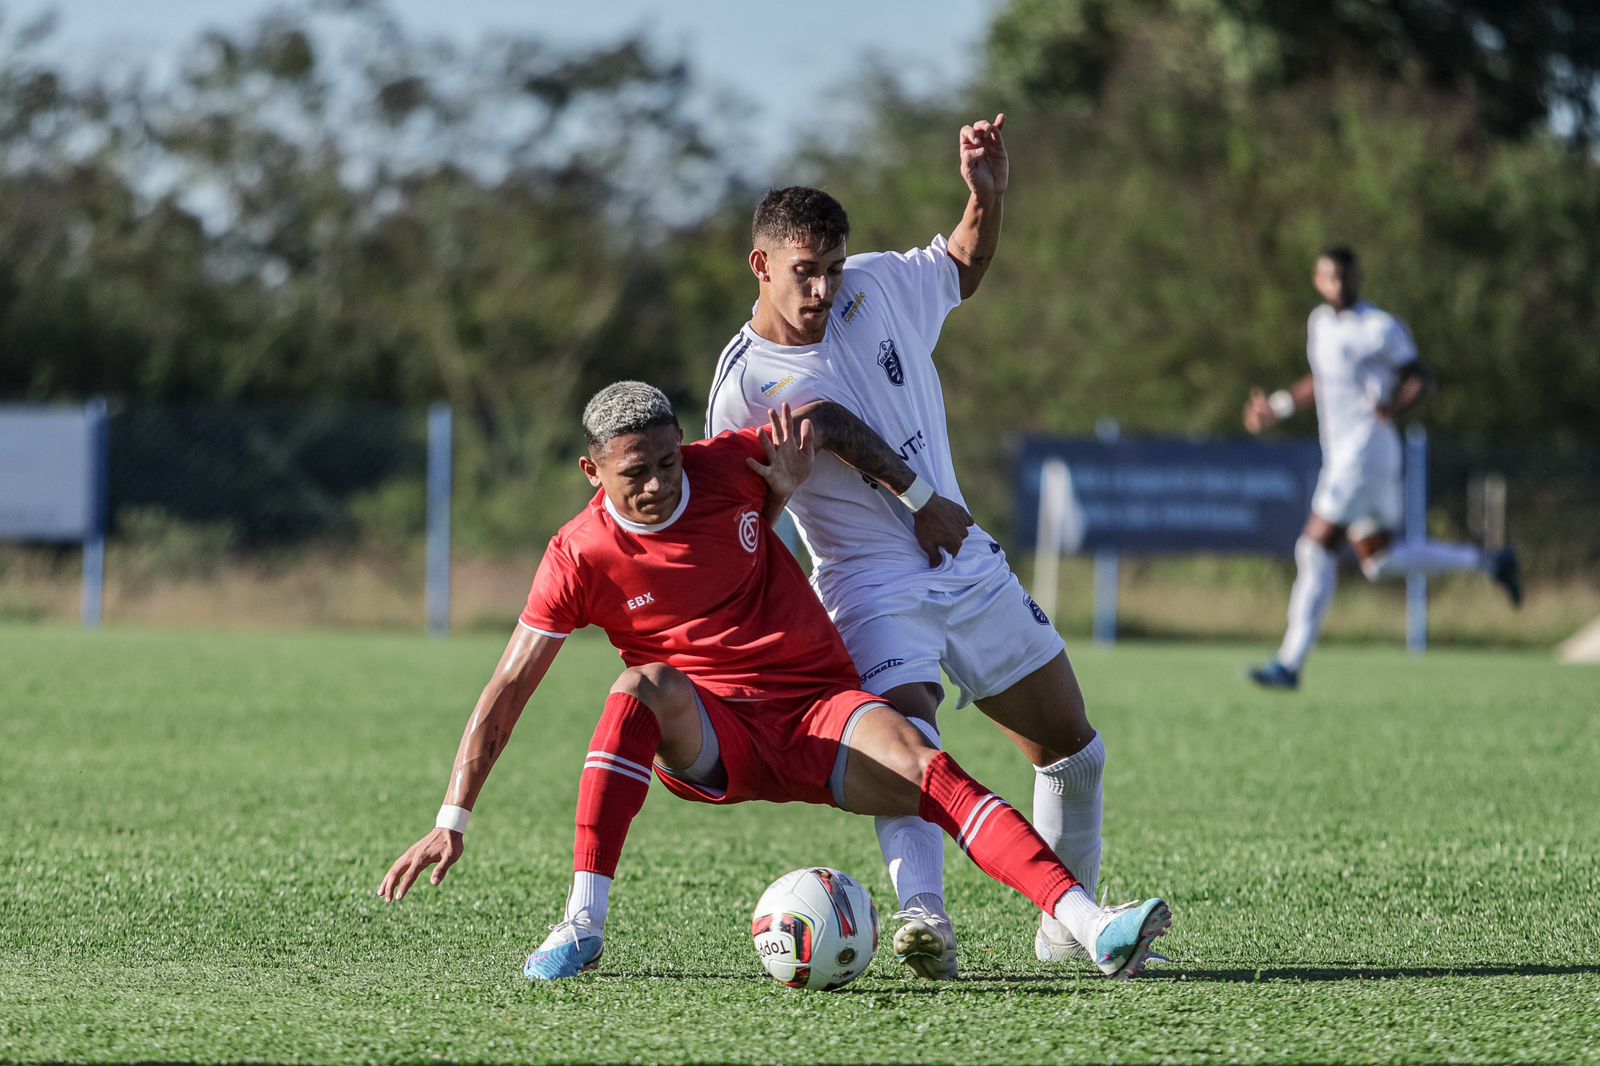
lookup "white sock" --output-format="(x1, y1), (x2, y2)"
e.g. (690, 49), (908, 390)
(875, 716), (946, 909)
(1052, 886), (1102, 949)
(1364, 540), (1485, 579)
(1032, 733), (1105, 903)
(1277, 535), (1337, 673)
(566, 871), (612, 931)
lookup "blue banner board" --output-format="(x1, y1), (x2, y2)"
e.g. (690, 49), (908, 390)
(1016, 436), (1323, 555)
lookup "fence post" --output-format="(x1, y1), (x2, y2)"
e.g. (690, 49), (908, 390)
(1033, 458), (1069, 623)
(80, 397), (108, 630)
(1404, 425), (1428, 655)
(426, 404), (454, 638)
(1093, 418), (1120, 645)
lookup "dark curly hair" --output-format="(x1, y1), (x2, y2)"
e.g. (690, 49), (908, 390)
(752, 186), (851, 253)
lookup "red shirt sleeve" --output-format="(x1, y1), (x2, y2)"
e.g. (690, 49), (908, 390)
(710, 426), (771, 510)
(519, 535), (586, 635)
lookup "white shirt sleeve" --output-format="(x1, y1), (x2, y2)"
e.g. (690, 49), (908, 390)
(1381, 315), (1419, 369)
(847, 235), (962, 354)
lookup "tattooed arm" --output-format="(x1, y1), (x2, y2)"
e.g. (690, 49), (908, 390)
(379, 626), (562, 901)
(795, 400), (974, 566)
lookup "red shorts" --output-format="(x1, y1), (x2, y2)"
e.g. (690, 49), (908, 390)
(654, 685), (886, 807)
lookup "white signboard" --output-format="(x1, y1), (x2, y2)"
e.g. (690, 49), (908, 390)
(0, 406), (99, 540)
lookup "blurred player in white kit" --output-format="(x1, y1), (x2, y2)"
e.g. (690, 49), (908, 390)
(706, 115), (1162, 979)
(1243, 246), (1521, 691)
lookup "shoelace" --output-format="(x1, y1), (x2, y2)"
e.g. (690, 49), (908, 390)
(890, 906), (951, 930)
(540, 914), (595, 953)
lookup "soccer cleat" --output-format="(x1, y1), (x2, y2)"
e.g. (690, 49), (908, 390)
(1247, 660), (1299, 691)
(1490, 547), (1523, 608)
(523, 916), (604, 981)
(891, 906), (958, 981)
(1086, 898), (1172, 979)
(1035, 912), (1089, 963)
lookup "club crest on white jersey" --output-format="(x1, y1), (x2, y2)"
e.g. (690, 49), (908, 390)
(876, 340), (905, 387)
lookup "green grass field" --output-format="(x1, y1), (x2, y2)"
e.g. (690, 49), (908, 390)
(3, 625), (1597, 1064)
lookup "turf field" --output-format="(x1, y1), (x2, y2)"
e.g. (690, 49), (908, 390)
(3, 625), (1597, 1064)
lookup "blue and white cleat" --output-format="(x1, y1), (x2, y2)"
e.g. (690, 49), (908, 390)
(1247, 660), (1299, 691)
(524, 916), (604, 981)
(1087, 899), (1172, 979)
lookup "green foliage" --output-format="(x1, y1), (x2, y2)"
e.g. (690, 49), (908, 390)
(0, 1), (1596, 561)
(2, 626), (1598, 1062)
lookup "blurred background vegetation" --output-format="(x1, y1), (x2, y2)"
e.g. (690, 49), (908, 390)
(1, 0), (1596, 635)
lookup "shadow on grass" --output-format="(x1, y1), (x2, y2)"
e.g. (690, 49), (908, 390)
(1143, 963), (1600, 983)
(577, 962), (1600, 989)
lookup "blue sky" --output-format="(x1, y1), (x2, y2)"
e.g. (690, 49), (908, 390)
(12, 0), (996, 168)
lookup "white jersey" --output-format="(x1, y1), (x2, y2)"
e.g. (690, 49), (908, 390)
(706, 235), (1005, 616)
(1307, 300), (1417, 475)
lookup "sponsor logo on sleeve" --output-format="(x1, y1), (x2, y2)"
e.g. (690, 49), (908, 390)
(626, 592), (656, 611)
(876, 339), (905, 387)
(839, 290), (869, 324)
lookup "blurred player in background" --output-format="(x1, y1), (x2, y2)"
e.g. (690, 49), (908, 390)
(707, 115), (1119, 979)
(379, 382), (1171, 984)
(1243, 247), (1522, 691)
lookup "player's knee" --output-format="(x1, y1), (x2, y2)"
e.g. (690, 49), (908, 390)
(611, 663), (694, 714)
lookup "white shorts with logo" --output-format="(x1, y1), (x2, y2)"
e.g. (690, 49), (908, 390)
(829, 563), (1066, 709)
(1311, 461), (1402, 539)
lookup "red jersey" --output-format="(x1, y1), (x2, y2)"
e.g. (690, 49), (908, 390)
(520, 429), (862, 700)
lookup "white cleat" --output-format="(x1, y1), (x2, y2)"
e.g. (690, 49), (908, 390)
(1035, 912), (1090, 963)
(891, 906), (958, 981)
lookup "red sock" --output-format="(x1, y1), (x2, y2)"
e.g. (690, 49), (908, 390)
(573, 693), (662, 877)
(919, 751), (1078, 914)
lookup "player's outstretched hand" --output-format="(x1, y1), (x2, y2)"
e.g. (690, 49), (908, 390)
(915, 494), (974, 567)
(748, 402), (815, 501)
(959, 113), (1007, 199)
(378, 828), (464, 903)
(1243, 388), (1275, 434)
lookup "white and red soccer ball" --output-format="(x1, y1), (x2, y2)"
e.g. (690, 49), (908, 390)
(751, 867), (878, 990)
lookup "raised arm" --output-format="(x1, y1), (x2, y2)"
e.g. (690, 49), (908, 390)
(379, 625), (564, 902)
(1244, 374), (1316, 434)
(794, 399), (973, 566)
(948, 113), (1007, 300)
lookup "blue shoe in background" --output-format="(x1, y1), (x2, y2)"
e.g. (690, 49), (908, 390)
(1247, 660), (1299, 691)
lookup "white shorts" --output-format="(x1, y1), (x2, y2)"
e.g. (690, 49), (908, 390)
(830, 565), (1066, 709)
(1311, 462), (1402, 539)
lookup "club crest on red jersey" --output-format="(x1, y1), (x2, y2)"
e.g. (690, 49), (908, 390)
(738, 510), (760, 554)
(876, 339), (905, 387)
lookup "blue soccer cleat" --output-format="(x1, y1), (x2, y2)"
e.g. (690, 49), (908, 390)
(524, 916), (604, 981)
(1087, 898), (1172, 979)
(1247, 660), (1299, 691)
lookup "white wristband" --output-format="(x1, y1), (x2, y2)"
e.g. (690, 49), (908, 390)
(436, 804), (471, 834)
(1267, 390), (1296, 419)
(896, 476), (935, 512)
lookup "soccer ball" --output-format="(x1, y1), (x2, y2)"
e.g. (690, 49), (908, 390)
(751, 867), (878, 990)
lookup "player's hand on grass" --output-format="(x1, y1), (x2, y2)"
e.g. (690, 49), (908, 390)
(959, 113), (1007, 199)
(748, 402), (815, 502)
(1243, 388), (1275, 434)
(379, 828), (464, 902)
(915, 494), (973, 566)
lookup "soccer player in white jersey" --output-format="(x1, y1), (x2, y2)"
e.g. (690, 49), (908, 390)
(706, 115), (1142, 979)
(1243, 246), (1522, 690)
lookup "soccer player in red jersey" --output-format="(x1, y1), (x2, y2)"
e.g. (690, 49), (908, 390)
(378, 382), (1170, 981)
